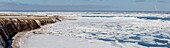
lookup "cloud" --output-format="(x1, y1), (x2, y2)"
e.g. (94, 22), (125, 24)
(135, 0), (169, 3)
(98, 0), (105, 1)
(135, 0), (146, 2)
(158, 0), (168, 3)
(82, 0), (105, 1)
(82, 0), (90, 1)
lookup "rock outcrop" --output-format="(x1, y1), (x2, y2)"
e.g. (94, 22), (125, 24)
(0, 16), (63, 48)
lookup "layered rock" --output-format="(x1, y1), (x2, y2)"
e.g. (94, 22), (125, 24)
(0, 16), (63, 48)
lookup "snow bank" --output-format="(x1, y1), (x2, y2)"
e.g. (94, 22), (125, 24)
(12, 12), (170, 48)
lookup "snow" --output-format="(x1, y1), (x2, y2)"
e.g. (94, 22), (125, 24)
(12, 12), (170, 48)
(20, 34), (118, 48)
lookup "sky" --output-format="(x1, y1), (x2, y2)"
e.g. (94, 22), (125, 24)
(0, 0), (170, 11)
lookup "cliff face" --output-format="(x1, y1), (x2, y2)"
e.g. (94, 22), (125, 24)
(0, 16), (62, 48)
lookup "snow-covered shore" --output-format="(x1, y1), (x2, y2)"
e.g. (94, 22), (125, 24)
(12, 16), (170, 48)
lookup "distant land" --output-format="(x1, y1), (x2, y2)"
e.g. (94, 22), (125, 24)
(0, 10), (170, 14)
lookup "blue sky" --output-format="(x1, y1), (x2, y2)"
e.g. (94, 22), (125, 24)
(0, 0), (170, 11)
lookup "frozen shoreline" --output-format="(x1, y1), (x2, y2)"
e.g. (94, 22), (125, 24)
(13, 21), (146, 48)
(12, 15), (170, 48)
